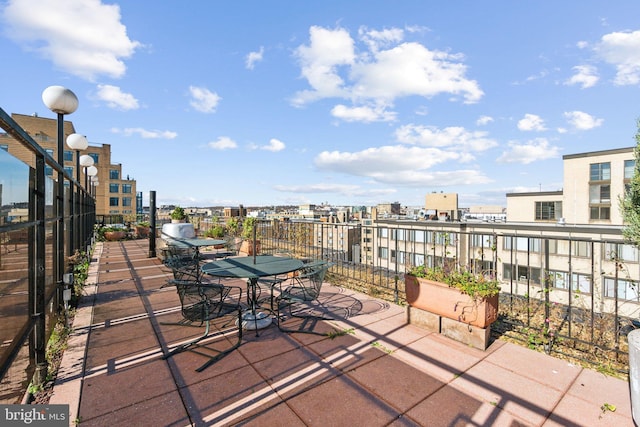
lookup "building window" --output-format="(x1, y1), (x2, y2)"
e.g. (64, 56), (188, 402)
(590, 162), (610, 181)
(572, 241), (592, 257)
(110, 169), (119, 179)
(122, 197), (132, 207)
(549, 270), (592, 293)
(109, 184), (119, 193)
(64, 166), (73, 176)
(625, 160), (635, 179)
(590, 206), (610, 220)
(89, 153), (99, 164)
(604, 243), (639, 262)
(122, 184), (132, 193)
(589, 184), (610, 203)
(535, 201), (562, 220)
(378, 247), (388, 259)
(45, 166), (53, 176)
(63, 150), (73, 161)
(109, 197), (119, 206)
(604, 277), (639, 301)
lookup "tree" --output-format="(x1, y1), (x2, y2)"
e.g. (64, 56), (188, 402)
(621, 119), (640, 246)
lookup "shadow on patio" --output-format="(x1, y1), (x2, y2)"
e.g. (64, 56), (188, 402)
(49, 240), (632, 426)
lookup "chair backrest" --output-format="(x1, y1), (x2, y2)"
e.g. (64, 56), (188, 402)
(175, 281), (230, 322)
(295, 262), (333, 301)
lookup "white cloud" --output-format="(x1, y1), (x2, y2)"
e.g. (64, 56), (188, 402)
(394, 124), (498, 152)
(273, 182), (395, 198)
(245, 46), (264, 70)
(595, 30), (640, 85)
(208, 136), (237, 150)
(262, 138), (286, 152)
(189, 86), (221, 113)
(112, 127), (177, 139)
(476, 115), (494, 126)
(2, 0), (140, 81)
(565, 65), (599, 88)
(331, 104), (396, 123)
(291, 25), (483, 115)
(95, 84), (139, 110)
(313, 144), (491, 187)
(517, 114), (546, 131)
(564, 111), (603, 130)
(496, 138), (560, 164)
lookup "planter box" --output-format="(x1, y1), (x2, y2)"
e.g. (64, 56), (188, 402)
(404, 274), (498, 329)
(104, 231), (127, 241)
(240, 240), (261, 256)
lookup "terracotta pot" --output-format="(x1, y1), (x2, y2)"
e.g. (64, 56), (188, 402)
(135, 226), (150, 238)
(404, 274), (498, 328)
(240, 240), (261, 256)
(104, 231), (127, 241)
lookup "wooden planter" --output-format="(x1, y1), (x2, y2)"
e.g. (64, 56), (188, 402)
(240, 240), (261, 256)
(104, 231), (127, 241)
(135, 226), (150, 238)
(404, 274), (498, 328)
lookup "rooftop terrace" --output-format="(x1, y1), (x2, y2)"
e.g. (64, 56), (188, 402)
(44, 239), (634, 426)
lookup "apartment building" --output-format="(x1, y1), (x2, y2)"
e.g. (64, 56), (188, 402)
(366, 146), (640, 318)
(506, 147), (635, 225)
(0, 113), (137, 217)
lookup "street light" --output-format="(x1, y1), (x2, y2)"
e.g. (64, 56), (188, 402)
(87, 165), (98, 196)
(79, 155), (94, 189)
(65, 133), (88, 254)
(41, 85), (78, 386)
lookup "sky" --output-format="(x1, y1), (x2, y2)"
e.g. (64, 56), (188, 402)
(1, 1), (640, 209)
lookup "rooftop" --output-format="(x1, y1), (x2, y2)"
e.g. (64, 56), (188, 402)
(49, 240), (633, 426)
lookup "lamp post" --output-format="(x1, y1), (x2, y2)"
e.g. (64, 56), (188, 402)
(80, 155), (94, 188)
(66, 134), (88, 253)
(40, 85), (78, 386)
(87, 165), (98, 197)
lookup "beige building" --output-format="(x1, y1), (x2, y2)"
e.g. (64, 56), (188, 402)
(425, 192), (458, 220)
(506, 147), (634, 225)
(0, 113), (137, 218)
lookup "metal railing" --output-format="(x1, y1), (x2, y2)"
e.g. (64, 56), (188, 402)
(0, 108), (96, 403)
(249, 218), (634, 373)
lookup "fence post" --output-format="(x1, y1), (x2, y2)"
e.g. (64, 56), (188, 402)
(148, 191), (156, 258)
(629, 329), (640, 424)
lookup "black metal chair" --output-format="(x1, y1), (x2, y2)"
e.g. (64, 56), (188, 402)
(275, 261), (333, 334)
(162, 280), (243, 372)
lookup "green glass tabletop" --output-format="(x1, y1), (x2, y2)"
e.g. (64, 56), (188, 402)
(201, 255), (304, 279)
(166, 238), (226, 248)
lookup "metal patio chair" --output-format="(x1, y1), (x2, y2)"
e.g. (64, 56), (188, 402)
(275, 261), (334, 334)
(162, 280), (243, 372)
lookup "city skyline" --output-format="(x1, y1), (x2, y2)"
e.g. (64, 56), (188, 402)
(1, 1), (640, 208)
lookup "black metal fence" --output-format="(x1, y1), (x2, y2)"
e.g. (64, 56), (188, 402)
(0, 109), (96, 403)
(249, 218), (634, 373)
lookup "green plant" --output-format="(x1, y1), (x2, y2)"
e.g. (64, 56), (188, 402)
(170, 206), (186, 220)
(227, 218), (240, 237)
(137, 221), (150, 227)
(407, 264), (500, 300)
(241, 217), (258, 240)
(205, 224), (226, 238)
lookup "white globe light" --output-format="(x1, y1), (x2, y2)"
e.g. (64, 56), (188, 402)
(79, 155), (94, 167)
(66, 133), (88, 150)
(86, 165), (98, 177)
(42, 86), (78, 115)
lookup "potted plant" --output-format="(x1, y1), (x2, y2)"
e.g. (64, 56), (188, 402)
(205, 224), (226, 248)
(170, 206), (187, 223)
(135, 221), (151, 238)
(101, 225), (128, 241)
(404, 264), (500, 328)
(240, 217), (261, 255)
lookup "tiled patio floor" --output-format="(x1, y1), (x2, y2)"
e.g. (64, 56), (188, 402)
(49, 240), (633, 426)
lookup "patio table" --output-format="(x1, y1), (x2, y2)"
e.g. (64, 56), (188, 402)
(201, 255), (304, 334)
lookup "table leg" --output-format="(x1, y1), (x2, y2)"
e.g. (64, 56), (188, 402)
(238, 278), (272, 336)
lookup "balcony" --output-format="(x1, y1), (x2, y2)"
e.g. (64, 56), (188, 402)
(43, 239), (631, 425)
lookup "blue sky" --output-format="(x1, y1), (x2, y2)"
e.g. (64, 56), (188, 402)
(1, 1), (640, 209)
